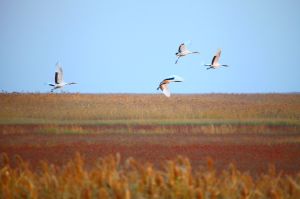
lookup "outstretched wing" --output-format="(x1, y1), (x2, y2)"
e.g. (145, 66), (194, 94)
(165, 75), (184, 82)
(161, 84), (171, 97)
(158, 75), (183, 97)
(216, 49), (221, 57)
(55, 63), (63, 84)
(158, 79), (170, 89)
(212, 49), (221, 65)
(178, 43), (187, 53)
(211, 56), (217, 65)
(173, 75), (184, 82)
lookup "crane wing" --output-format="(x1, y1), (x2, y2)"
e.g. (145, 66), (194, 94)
(55, 63), (63, 84)
(212, 49), (221, 65)
(165, 75), (184, 82)
(216, 49), (221, 57)
(211, 56), (217, 65)
(171, 75), (184, 82)
(178, 43), (187, 53)
(158, 79), (170, 88)
(161, 84), (171, 97)
(158, 75), (183, 97)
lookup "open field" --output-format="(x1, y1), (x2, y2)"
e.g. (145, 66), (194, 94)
(0, 93), (300, 169)
(1, 93), (300, 198)
(1, 93), (299, 124)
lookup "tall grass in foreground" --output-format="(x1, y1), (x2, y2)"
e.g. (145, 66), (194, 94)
(1, 153), (300, 199)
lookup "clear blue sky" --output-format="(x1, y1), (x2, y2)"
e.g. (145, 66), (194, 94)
(1, 0), (299, 93)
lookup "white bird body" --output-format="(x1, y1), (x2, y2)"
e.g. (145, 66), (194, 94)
(157, 75), (184, 97)
(175, 43), (199, 64)
(48, 62), (77, 92)
(51, 82), (74, 89)
(204, 49), (229, 69)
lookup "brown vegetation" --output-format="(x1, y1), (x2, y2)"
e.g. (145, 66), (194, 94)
(0, 93), (299, 123)
(1, 93), (300, 198)
(1, 153), (300, 199)
(1, 129), (300, 175)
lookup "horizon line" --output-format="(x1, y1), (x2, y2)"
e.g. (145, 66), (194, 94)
(1, 91), (300, 95)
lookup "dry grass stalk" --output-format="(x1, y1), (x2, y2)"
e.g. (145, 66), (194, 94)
(1, 153), (300, 199)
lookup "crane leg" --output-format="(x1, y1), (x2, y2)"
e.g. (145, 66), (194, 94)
(175, 57), (180, 64)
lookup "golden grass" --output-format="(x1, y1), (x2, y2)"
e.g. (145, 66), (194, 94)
(0, 93), (299, 135)
(1, 153), (300, 199)
(1, 94), (299, 198)
(0, 93), (299, 123)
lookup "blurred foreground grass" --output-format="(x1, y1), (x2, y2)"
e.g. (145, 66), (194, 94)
(1, 153), (300, 199)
